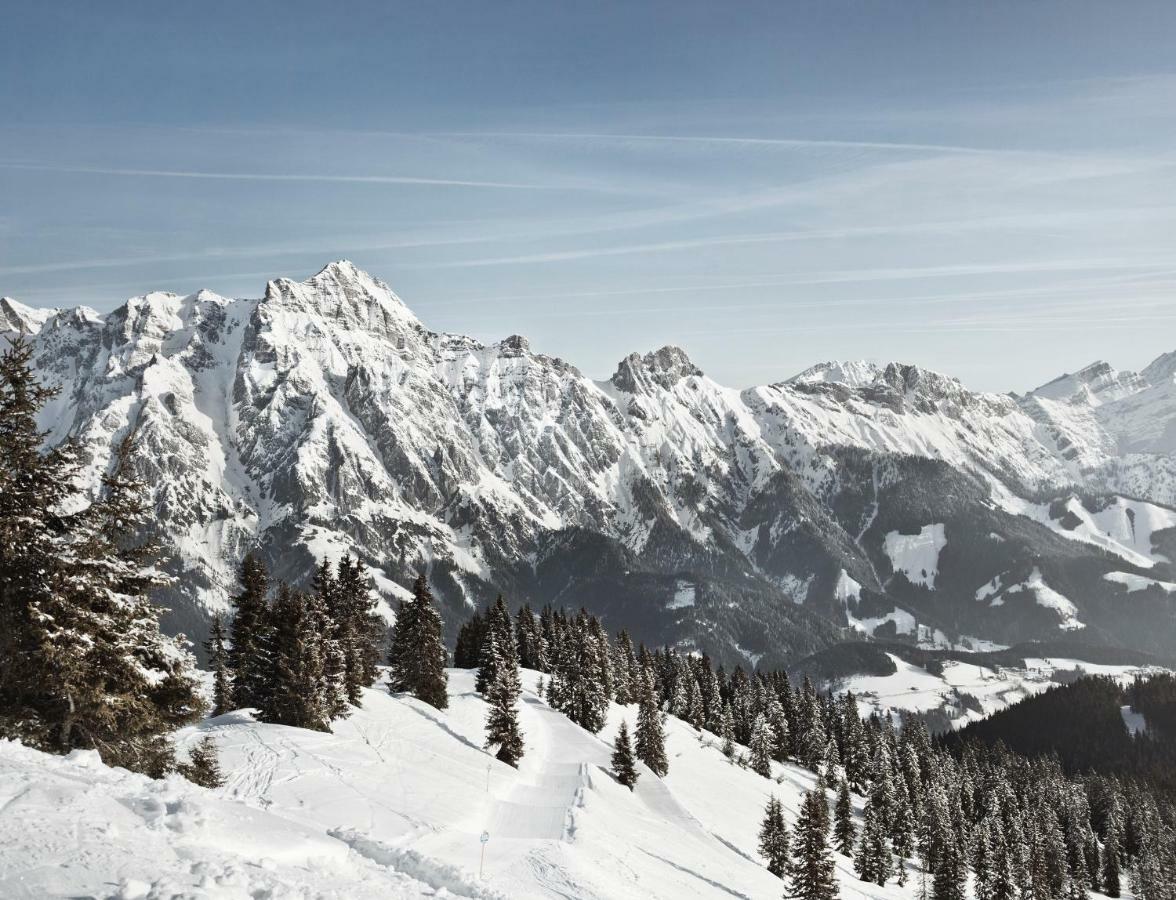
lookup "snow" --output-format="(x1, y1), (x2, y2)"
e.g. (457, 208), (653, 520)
(1005, 567), (1084, 630)
(883, 523), (946, 588)
(1121, 705), (1148, 736)
(838, 655), (1164, 731)
(1103, 571), (1176, 593)
(1008, 495), (1176, 569)
(0, 658), (1153, 899)
(667, 579), (696, 609)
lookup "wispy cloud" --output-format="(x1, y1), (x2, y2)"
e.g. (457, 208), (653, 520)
(0, 161), (593, 192)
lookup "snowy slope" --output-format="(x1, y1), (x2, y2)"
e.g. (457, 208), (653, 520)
(5, 261), (1176, 661)
(0, 668), (1135, 900)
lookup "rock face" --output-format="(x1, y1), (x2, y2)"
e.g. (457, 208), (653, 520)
(7, 261), (1176, 666)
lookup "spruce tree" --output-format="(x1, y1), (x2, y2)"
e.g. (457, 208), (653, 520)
(338, 556), (383, 695)
(855, 795), (893, 886)
(179, 735), (225, 788)
(720, 701), (736, 759)
(749, 712), (773, 778)
(636, 678), (669, 777)
(611, 720), (639, 790)
(0, 354), (204, 776)
(227, 553), (272, 709)
(787, 788), (839, 900)
(833, 777), (856, 856)
(260, 584), (329, 731)
(387, 573), (449, 710)
(758, 795), (790, 878)
(476, 595), (512, 695)
(483, 603), (524, 767)
(1101, 812), (1121, 898)
(204, 614), (232, 716)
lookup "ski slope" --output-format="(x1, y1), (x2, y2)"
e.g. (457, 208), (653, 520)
(0, 669), (1132, 899)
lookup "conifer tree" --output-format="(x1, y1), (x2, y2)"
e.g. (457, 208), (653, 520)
(758, 795), (790, 878)
(477, 595), (513, 695)
(454, 608), (486, 669)
(0, 350), (204, 776)
(179, 735), (225, 788)
(483, 594), (524, 767)
(787, 788), (839, 900)
(1101, 812), (1121, 898)
(855, 795), (893, 886)
(611, 720), (638, 790)
(227, 554), (272, 710)
(204, 614), (232, 716)
(720, 701), (736, 759)
(335, 556), (383, 704)
(387, 574), (449, 710)
(260, 584), (329, 731)
(833, 777), (856, 856)
(311, 560), (348, 719)
(749, 712), (773, 778)
(547, 611), (609, 733)
(636, 678), (669, 777)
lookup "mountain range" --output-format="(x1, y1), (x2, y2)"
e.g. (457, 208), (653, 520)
(4, 261), (1175, 668)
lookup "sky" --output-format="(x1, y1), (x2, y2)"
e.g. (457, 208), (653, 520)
(2, 1), (1175, 392)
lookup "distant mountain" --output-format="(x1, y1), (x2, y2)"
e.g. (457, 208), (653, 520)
(6, 261), (1176, 666)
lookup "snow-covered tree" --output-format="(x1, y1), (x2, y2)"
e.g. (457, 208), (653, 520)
(204, 614), (232, 716)
(387, 573), (448, 710)
(758, 795), (790, 878)
(611, 720), (639, 790)
(833, 777), (856, 856)
(749, 713), (773, 778)
(636, 677), (669, 777)
(787, 788), (839, 900)
(179, 735), (225, 788)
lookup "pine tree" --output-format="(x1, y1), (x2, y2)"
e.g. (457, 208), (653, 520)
(759, 795), (791, 878)
(483, 601), (524, 767)
(787, 788), (839, 900)
(833, 778), (856, 856)
(339, 556), (384, 694)
(227, 553), (272, 710)
(0, 351), (204, 776)
(476, 595), (512, 695)
(720, 701), (736, 759)
(311, 560), (348, 720)
(1101, 812), (1121, 898)
(179, 735), (225, 788)
(855, 795), (893, 886)
(547, 611), (609, 733)
(387, 573), (449, 710)
(636, 678), (669, 777)
(204, 614), (232, 716)
(749, 713), (773, 778)
(611, 720), (639, 790)
(260, 584), (330, 731)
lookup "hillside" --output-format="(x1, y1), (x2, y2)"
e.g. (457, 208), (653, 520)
(0, 669), (1139, 900)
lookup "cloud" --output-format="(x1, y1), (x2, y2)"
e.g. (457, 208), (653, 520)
(0, 161), (588, 191)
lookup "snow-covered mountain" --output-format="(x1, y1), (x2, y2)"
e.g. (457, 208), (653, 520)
(6, 261), (1176, 665)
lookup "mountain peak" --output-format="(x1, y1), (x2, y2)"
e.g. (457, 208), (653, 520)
(1142, 349), (1176, 386)
(610, 345), (702, 392)
(262, 261), (422, 333)
(1, 297), (59, 336)
(788, 360), (881, 388)
(1029, 359), (1145, 407)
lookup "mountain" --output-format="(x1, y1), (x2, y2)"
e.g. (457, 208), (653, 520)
(6, 261), (1176, 666)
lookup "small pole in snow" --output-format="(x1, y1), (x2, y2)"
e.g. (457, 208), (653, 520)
(479, 830), (490, 879)
(486, 761), (491, 792)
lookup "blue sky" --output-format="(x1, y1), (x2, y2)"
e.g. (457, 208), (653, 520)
(2, 1), (1175, 391)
